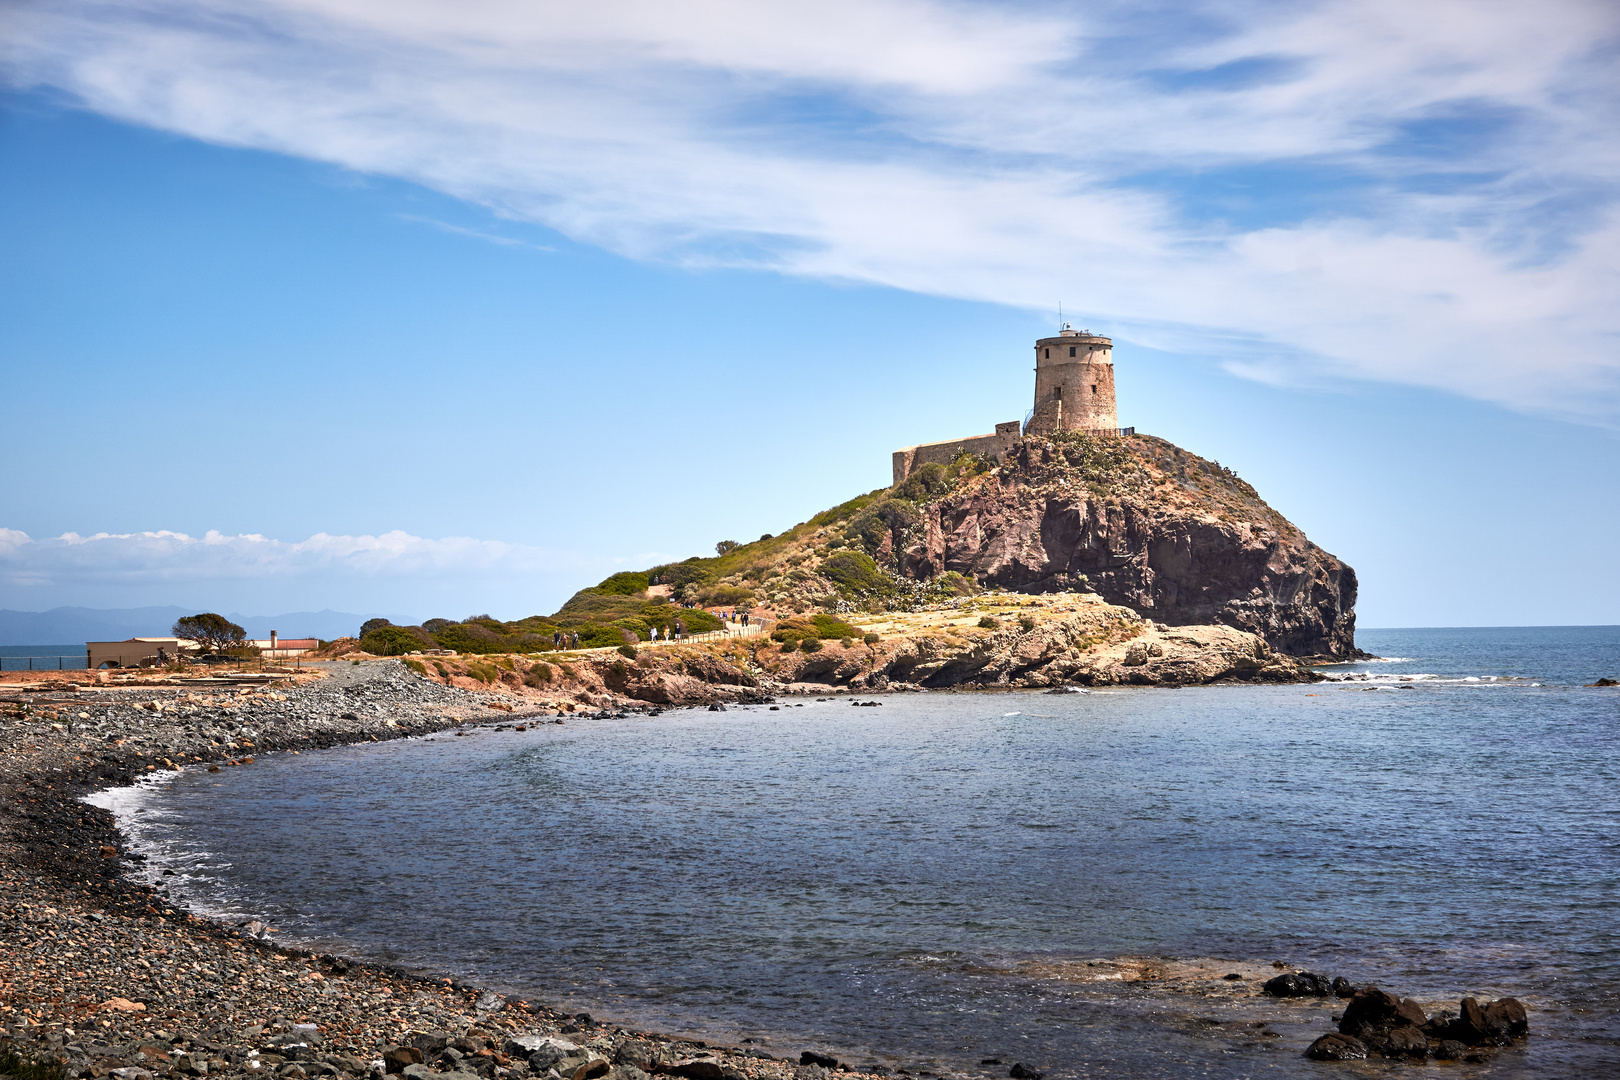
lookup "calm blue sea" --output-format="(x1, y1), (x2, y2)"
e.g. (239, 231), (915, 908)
(97, 627), (1620, 1078)
(0, 644), (85, 670)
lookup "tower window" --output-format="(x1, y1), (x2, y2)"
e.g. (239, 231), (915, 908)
(1091, 384), (1097, 394)
(1055, 386), (1063, 400)
(1043, 347), (1049, 359)
(1069, 346), (1076, 357)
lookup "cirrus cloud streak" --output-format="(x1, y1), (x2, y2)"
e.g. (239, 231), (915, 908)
(3, 0), (1617, 417)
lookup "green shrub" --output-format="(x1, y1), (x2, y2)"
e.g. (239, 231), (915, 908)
(361, 626), (431, 656)
(813, 613), (859, 638)
(618, 644), (638, 659)
(569, 623), (633, 649)
(864, 633), (880, 645)
(896, 461), (950, 501)
(351, 659), (361, 666)
(612, 616), (652, 640)
(781, 641), (798, 653)
(595, 571), (651, 596)
(845, 504), (889, 554)
(557, 590), (646, 620)
(650, 560), (713, 589)
(841, 637), (854, 648)
(402, 658), (428, 675)
(698, 583), (756, 608)
(431, 622), (519, 655)
(934, 571), (978, 597)
(359, 617), (393, 636)
(467, 662), (499, 684)
(1019, 615), (1037, 632)
(800, 637), (823, 652)
(771, 614), (859, 644)
(422, 618), (454, 632)
(978, 616), (1001, 630)
(640, 605), (722, 635)
(522, 662), (552, 687)
(821, 550), (890, 596)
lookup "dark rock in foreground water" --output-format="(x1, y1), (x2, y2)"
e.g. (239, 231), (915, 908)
(1262, 970), (1332, 997)
(1304, 1033), (1367, 1061)
(1301, 984), (1529, 1063)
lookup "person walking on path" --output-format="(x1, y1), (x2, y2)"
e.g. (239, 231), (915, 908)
(552, 630), (561, 650)
(571, 630), (580, 649)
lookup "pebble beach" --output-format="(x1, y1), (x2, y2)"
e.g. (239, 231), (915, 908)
(0, 662), (862, 1080)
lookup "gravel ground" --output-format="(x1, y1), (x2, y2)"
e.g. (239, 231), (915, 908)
(0, 662), (861, 1080)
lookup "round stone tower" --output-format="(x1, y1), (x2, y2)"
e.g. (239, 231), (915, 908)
(1026, 325), (1116, 436)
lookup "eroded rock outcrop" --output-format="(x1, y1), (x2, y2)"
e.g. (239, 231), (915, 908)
(885, 434), (1357, 657)
(754, 595), (1316, 690)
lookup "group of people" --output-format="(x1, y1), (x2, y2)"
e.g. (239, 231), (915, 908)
(545, 609), (759, 652)
(649, 619), (685, 643)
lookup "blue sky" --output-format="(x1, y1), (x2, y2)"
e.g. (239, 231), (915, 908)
(1, 0), (1616, 629)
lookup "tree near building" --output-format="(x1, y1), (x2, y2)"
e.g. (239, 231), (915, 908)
(715, 540), (739, 555)
(172, 613), (248, 654)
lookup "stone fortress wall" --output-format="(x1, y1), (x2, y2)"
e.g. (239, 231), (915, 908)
(892, 422), (1022, 487)
(892, 326), (1121, 486)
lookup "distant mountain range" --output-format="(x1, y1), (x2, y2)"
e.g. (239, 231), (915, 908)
(0, 607), (410, 645)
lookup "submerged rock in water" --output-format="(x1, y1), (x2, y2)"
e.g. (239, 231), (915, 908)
(1262, 970), (1333, 997)
(1302, 986), (1529, 1062)
(1304, 1033), (1367, 1061)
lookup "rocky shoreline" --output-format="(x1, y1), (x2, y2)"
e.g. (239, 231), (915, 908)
(5, 657), (1486, 1080)
(0, 662), (883, 1080)
(369, 592), (1329, 714)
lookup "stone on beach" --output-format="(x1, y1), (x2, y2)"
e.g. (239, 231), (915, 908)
(1261, 970), (1332, 997)
(1304, 1033), (1367, 1061)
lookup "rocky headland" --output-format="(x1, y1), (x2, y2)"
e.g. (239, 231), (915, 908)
(333, 432), (1360, 703)
(881, 434), (1358, 658)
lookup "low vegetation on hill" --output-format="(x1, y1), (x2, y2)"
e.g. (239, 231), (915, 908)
(351, 430), (1352, 659)
(354, 601), (723, 657)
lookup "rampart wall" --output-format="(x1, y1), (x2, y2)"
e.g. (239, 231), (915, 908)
(893, 422), (1021, 486)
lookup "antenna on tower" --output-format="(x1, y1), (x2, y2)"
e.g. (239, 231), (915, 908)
(1058, 301), (1063, 332)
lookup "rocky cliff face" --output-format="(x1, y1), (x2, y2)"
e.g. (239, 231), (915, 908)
(881, 433), (1358, 657)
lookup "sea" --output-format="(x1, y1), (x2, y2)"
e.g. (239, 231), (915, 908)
(88, 627), (1620, 1078)
(0, 644), (85, 671)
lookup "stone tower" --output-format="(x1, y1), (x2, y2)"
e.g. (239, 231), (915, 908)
(1025, 325), (1116, 436)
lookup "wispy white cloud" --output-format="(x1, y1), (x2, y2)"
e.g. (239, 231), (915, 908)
(396, 213), (554, 250)
(0, 527), (568, 585)
(0, 527), (671, 615)
(3, 0), (1616, 416)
